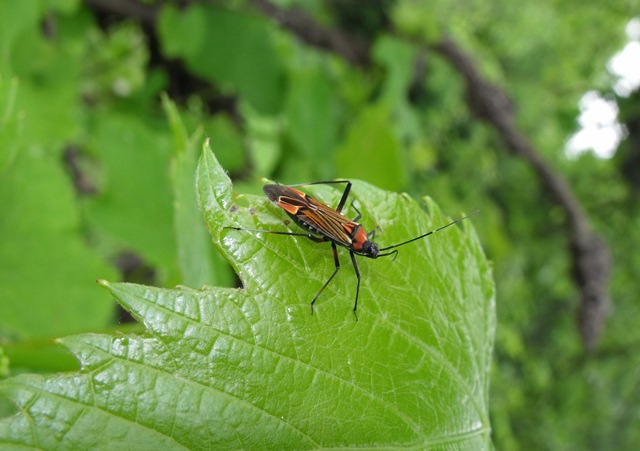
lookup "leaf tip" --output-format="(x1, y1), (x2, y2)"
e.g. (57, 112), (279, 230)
(96, 279), (110, 288)
(203, 136), (212, 153)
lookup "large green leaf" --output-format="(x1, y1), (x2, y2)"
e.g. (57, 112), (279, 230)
(158, 4), (283, 115)
(284, 66), (340, 179)
(0, 114), (115, 341)
(83, 111), (177, 280)
(0, 143), (494, 449)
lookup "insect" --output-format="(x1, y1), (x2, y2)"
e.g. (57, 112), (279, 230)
(226, 180), (477, 320)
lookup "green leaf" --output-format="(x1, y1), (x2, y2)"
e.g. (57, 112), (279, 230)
(84, 111), (177, 280)
(0, 77), (20, 174)
(0, 143), (494, 449)
(0, 144), (116, 340)
(158, 4), (283, 114)
(334, 103), (409, 191)
(284, 66), (340, 178)
(205, 113), (246, 173)
(5, 9), (84, 148)
(163, 95), (234, 288)
(0, 347), (8, 378)
(373, 35), (417, 104)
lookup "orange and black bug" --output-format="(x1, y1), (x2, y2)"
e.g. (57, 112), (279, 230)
(226, 180), (477, 320)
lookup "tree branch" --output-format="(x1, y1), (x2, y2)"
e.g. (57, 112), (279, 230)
(432, 37), (610, 351)
(83, 0), (157, 23)
(250, 0), (371, 67)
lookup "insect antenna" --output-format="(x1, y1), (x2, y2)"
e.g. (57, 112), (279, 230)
(377, 210), (479, 256)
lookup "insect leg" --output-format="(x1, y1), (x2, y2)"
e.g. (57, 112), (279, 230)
(311, 241), (341, 315)
(224, 227), (326, 242)
(334, 181), (352, 213)
(349, 251), (361, 321)
(286, 180), (353, 213)
(350, 201), (362, 222)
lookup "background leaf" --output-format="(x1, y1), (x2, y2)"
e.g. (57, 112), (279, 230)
(83, 112), (177, 278)
(0, 145), (494, 449)
(0, 122), (116, 340)
(158, 4), (283, 114)
(334, 103), (409, 191)
(164, 95), (234, 288)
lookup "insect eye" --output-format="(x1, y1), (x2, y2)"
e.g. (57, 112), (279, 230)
(363, 241), (379, 258)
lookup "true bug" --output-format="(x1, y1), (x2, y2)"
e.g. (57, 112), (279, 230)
(226, 180), (477, 320)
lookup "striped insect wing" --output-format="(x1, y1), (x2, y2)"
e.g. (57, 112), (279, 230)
(263, 184), (355, 248)
(264, 185), (309, 216)
(263, 184), (285, 202)
(298, 197), (357, 248)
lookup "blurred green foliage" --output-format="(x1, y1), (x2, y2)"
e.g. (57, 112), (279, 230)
(0, 0), (638, 449)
